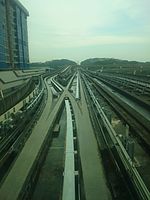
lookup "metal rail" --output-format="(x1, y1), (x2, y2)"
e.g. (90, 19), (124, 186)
(0, 76), (42, 123)
(0, 77), (64, 200)
(26, 88), (44, 110)
(87, 72), (150, 109)
(90, 76), (150, 149)
(83, 75), (150, 200)
(96, 75), (150, 105)
(51, 78), (63, 92)
(62, 100), (75, 200)
(99, 74), (150, 89)
(0, 88), (44, 166)
(75, 72), (80, 100)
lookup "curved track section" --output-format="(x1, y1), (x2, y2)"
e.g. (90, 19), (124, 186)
(0, 77), (64, 200)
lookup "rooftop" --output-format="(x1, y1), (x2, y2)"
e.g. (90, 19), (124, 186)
(13, 0), (29, 16)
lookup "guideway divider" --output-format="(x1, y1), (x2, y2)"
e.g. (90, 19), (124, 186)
(51, 78), (63, 92)
(62, 100), (76, 200)
(75, 72), (80, 100)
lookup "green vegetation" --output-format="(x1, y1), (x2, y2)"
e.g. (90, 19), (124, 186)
(81, 58), (150, 76)
(30, 59), (77, 69)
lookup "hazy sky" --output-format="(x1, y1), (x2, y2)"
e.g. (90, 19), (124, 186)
(21, 0), (150, 62)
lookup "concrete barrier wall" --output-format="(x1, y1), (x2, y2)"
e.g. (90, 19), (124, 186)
(0, 78), (36, 115)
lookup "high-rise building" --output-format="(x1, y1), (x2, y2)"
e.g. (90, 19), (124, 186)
(0, 0), (29, 69)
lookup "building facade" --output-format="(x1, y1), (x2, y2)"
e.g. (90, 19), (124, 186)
(0, 0), (29, 69)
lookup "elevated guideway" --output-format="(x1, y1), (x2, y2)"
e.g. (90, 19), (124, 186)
(0, 77), (64, 199)
(0, 73), (76, 200)
(82, 74), (150, 200)
(2, 69), (149, 199)
(67, 75), (112, 200)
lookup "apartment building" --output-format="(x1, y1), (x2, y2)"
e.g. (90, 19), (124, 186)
(0, 0), (29, 69)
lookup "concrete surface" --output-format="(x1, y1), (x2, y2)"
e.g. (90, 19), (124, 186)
(68, 80), (112, 200)
(0, 77), (65, 200)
